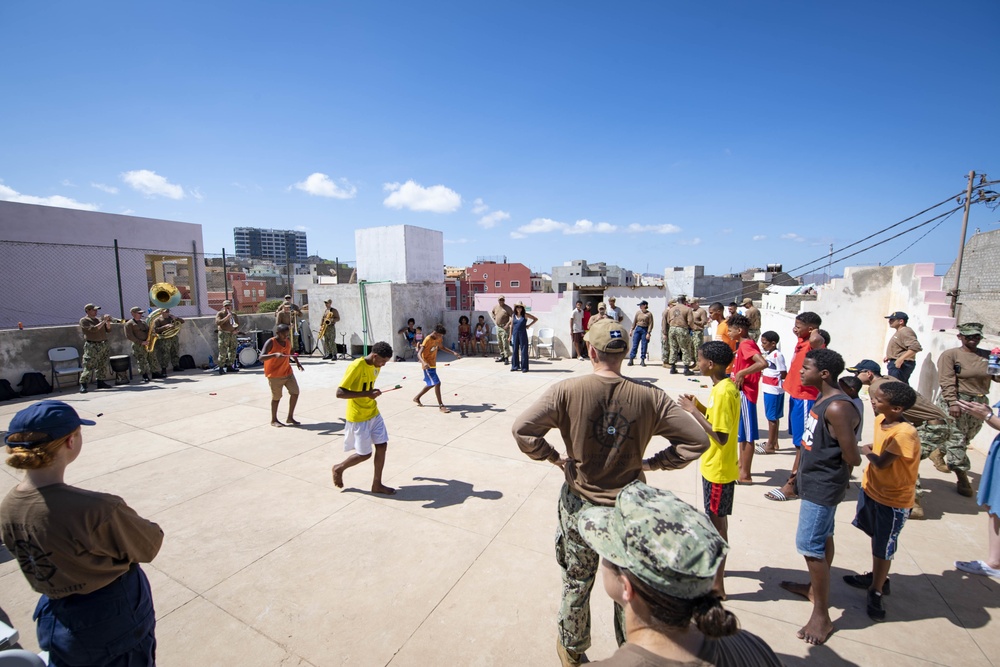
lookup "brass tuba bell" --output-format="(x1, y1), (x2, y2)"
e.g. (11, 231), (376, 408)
(149, 282), (182, 309)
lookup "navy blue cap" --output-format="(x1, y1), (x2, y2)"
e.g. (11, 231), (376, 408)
(4, 401), (95, 448)
(847, 359), (882, 375)
(885, 311), (908, 321)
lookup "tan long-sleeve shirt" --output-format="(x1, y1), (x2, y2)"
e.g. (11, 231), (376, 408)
(938, 346), (998, 404)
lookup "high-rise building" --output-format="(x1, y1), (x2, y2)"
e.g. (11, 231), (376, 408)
(233, 227), (308, 261)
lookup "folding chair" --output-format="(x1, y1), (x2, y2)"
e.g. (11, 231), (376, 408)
(536, 328), (556, 359)
(488, 326), (500, 355)
(48, 347), (84, 391)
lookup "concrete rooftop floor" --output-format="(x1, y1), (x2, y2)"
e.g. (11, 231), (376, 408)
(1, 354), (998, 667)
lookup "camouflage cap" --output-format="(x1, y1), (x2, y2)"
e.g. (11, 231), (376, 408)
(222, 300), (232, 306)
(578, 481), (728, 600)
(583, 318), (630, 354)
(958, 322), (984, 336)
(84, 303), (101, 311)
(130, 306), (143, 313)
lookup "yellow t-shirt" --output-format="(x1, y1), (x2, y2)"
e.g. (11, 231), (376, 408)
(862, 414), (921, 509)
(700, 378), (740, 484)
(340, 357), (381, 423)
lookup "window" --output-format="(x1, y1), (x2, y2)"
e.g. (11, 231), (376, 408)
(495, 281), (501, 288)
(510, 281), (520, 288)
(145, 254), (193, 307)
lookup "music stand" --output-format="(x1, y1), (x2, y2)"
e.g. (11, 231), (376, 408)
(338, 332), (353, 360)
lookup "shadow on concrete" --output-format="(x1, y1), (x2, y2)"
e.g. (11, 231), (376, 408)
(345, 476), (503, 509)
(515, 368), (575, 374)
(448, 403), (505, 419)
(728, 564), (1000, 630)
(917, 476), (983, 518)
(296, 420), (345, 436)
(777, 647), (862, 667)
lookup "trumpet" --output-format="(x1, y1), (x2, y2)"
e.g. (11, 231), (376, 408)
(104, 316), (127, 324)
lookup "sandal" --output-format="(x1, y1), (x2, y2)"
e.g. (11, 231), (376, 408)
(764, 488), (797, 502)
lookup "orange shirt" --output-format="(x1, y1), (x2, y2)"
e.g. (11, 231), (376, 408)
(714, 322), (738, 373)
(263, 336), (292, 378)
(419, 332), (444, 367)
(862, 414), (921, 509)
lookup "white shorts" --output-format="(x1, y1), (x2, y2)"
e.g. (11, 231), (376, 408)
(343, 414), (388, 456)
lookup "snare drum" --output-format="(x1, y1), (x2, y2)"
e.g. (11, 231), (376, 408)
(237, 345), (259, 368)
(236, 335), (252, 346)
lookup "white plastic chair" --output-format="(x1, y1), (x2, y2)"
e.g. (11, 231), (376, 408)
(488, 326), (500, 355)
(0, 650), (46, 666)
(48, 347), (84, 391)
(536, 328), (555, 359)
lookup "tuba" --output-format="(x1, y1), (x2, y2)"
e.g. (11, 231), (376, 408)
(145, 283), (183, 352)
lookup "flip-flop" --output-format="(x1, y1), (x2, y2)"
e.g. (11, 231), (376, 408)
(765, 488), (797, 501)
(754, 444), (767, 455)
(956, 560), (1000, 578)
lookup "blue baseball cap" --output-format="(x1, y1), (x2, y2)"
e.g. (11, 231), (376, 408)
(4, 401), (95, 448)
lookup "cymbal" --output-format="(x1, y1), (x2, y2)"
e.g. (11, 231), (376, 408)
(247, 329), (266, 333)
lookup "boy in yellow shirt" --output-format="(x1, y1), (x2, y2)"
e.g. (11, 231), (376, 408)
(679, 340), (739, 599)
(843, 380), (920, 621)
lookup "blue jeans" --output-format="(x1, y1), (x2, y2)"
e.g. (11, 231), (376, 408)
(629, 326), (648, 360)
(35, 565), (156, 667)
(886, 359), (915, 385)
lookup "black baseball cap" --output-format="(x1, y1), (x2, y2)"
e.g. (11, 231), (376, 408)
(885, 311), (908, 322)
(847, 360), (882, 375)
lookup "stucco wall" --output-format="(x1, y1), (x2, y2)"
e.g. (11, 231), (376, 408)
(0, 313), (275, 389)
(943, 228), (1000, 335)
(0, 201), (209, 329)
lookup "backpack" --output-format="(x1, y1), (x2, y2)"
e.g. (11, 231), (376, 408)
(0, 379), (17, 401)
(18, 372), (52, 397)
(178, 354), (197, 370)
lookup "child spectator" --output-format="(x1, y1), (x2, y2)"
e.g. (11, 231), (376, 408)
(779, 349), (861, 645)
(332, 341), (397, 495)
(759, 330), (787, 455)
(727, 315), (768, 484)
(413, 324), (462, 413)
(679, 341), (739, 599)
(843, 380), (920, 621)
(1, 401), (163, 665)
(457, 315), (473, 356)
(414, 326), (424, 345)
(474, 315), (489, 356)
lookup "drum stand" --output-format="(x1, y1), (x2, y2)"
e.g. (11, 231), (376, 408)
(339, 332), (353, 360)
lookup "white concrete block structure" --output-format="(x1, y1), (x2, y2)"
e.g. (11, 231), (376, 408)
(355, 225), (443, 284)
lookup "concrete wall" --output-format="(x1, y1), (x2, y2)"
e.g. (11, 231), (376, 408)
(355, 225), (444, 284)
(664, 265), (742, 303)
(759, 262), (999, 454)
(0, 201), (209, 329)
(306, 282), (446, 358)
(943, 228), (1000, 335)
(0, 313), (275, 388)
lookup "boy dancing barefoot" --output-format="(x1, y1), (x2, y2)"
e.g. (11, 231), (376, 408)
(332, 341), (397, 495)
(413, 323), (462, 413)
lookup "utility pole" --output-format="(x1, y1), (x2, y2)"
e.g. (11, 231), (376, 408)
(950, 170), (976, 320)
(827, 243), (833, 283)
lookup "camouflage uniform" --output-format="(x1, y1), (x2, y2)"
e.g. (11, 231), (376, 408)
(668, 327), (693, 366)
(131, 342), (160, 376)
(920, 393), (988, 472)
(217, 331), (238, 367)
(323, 323), (337, 358)
(556, 483), (606, 654)
(663, 302), (694, 367)
(81, 341), (110, 384)
(157, 336), (180, 371)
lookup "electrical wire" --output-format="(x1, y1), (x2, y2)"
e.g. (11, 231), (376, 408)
(882, 208), (959, 265)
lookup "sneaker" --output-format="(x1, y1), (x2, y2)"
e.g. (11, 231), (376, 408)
(79, 384), (88, 394)
(867, 589), (886, 621)
(843, 572), (891, 595)
(955, 560), (1000, 579)
(640, 359), (646, 367)
(218, 366), (226, 375)
(684, 367), (694, 376)
(627, 359), (634, 366)
(670, 365), (678, 374)
(96, 381), (112, 389)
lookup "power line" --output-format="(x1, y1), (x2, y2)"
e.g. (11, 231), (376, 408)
(882, 208), (959, 265)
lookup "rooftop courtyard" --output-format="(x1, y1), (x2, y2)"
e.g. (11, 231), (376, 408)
(1, 355), (997, 666)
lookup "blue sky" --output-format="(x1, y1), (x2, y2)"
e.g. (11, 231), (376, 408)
(2, 1), (998, 276)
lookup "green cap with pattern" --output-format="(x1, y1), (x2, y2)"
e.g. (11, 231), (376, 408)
(958, 322), (984, 336)
(578, 481), (728, 599)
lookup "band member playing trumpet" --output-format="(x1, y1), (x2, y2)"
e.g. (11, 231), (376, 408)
(275, 300), (301, 353)
(124, 307), (162, 382)
(215, 299), (241, 375)
(78, 303), (113, 393)
(153, 308), (185, 373)
(321, 298), (340, 361)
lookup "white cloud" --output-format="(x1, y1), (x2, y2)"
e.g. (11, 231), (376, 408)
(478, 210), (510, 229)
(511, 217), (618, 238)
(566, 219), (617, 234)
(781, 233), (805, 242)
(121, 208), (136, 215)
(677, 237), (702, 246)
(191, 187), (204, 201)
(472, 197), (488, 214)
(91, 182), (119, 194)
(293, 172), (357, 199)
(383, 180), (462, 213)
(752, 235), (767, 241)
(626, 223), (682, 234)
(121, 169), (185, 199)
(0, 181), (98, 211)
